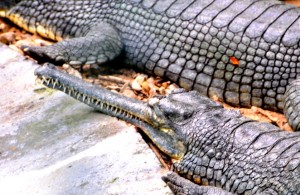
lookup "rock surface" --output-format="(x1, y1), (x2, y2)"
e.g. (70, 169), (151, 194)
(0, 44), (171, 194)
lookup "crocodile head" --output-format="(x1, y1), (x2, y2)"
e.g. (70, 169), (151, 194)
(149, 88), (224, 144)
(35, 64), (217, 160)
(34, 64), (224, 161)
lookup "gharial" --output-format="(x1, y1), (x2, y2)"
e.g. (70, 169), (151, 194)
(1, 0), (300, 194)
(35, 63), (300, 194)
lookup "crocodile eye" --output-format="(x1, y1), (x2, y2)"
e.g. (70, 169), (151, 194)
(158, 98), (194, 123)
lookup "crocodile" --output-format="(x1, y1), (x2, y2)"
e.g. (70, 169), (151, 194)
(2, 0), (300, 130)
(1, 0), (300, 193)
(35, 63), (300, 194)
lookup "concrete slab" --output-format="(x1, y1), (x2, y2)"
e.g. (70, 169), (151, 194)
(0, 44), (171, 194)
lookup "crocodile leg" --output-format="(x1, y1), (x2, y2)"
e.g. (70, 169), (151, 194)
(22, 22), (123, 66)
(163, 172), (279, 195)
(162, 172), (233, 195)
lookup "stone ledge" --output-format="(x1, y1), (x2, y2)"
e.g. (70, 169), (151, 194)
(0, 43), (171, 194)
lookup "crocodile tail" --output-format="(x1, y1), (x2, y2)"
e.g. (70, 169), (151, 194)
(0, 0), (21, 17)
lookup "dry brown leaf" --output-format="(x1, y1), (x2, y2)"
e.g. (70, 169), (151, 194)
(0, 32), (16, 44)
(230, 56), (239, 66)
(141, 81), (150, 93)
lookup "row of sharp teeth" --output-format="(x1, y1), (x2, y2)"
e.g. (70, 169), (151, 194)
(40, 76), (138, 120)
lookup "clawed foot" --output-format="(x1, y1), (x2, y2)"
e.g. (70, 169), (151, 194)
(162, 172), (232, 195)
(21, 45), (66, 66)
(162, 172), (200, 194)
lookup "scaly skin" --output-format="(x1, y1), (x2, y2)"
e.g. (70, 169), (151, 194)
(2, 1), (300, 192)
(35, 64), (300, 194)
(1, 0), (300, 114)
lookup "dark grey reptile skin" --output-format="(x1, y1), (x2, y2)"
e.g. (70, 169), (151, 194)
(3, 0), (300, 114)
(284, 79), (300, 130)
(2, 1), (300, 193)
(158, 90), (300, 195)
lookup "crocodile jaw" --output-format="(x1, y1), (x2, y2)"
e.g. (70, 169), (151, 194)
(34, 63), (186, 159)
